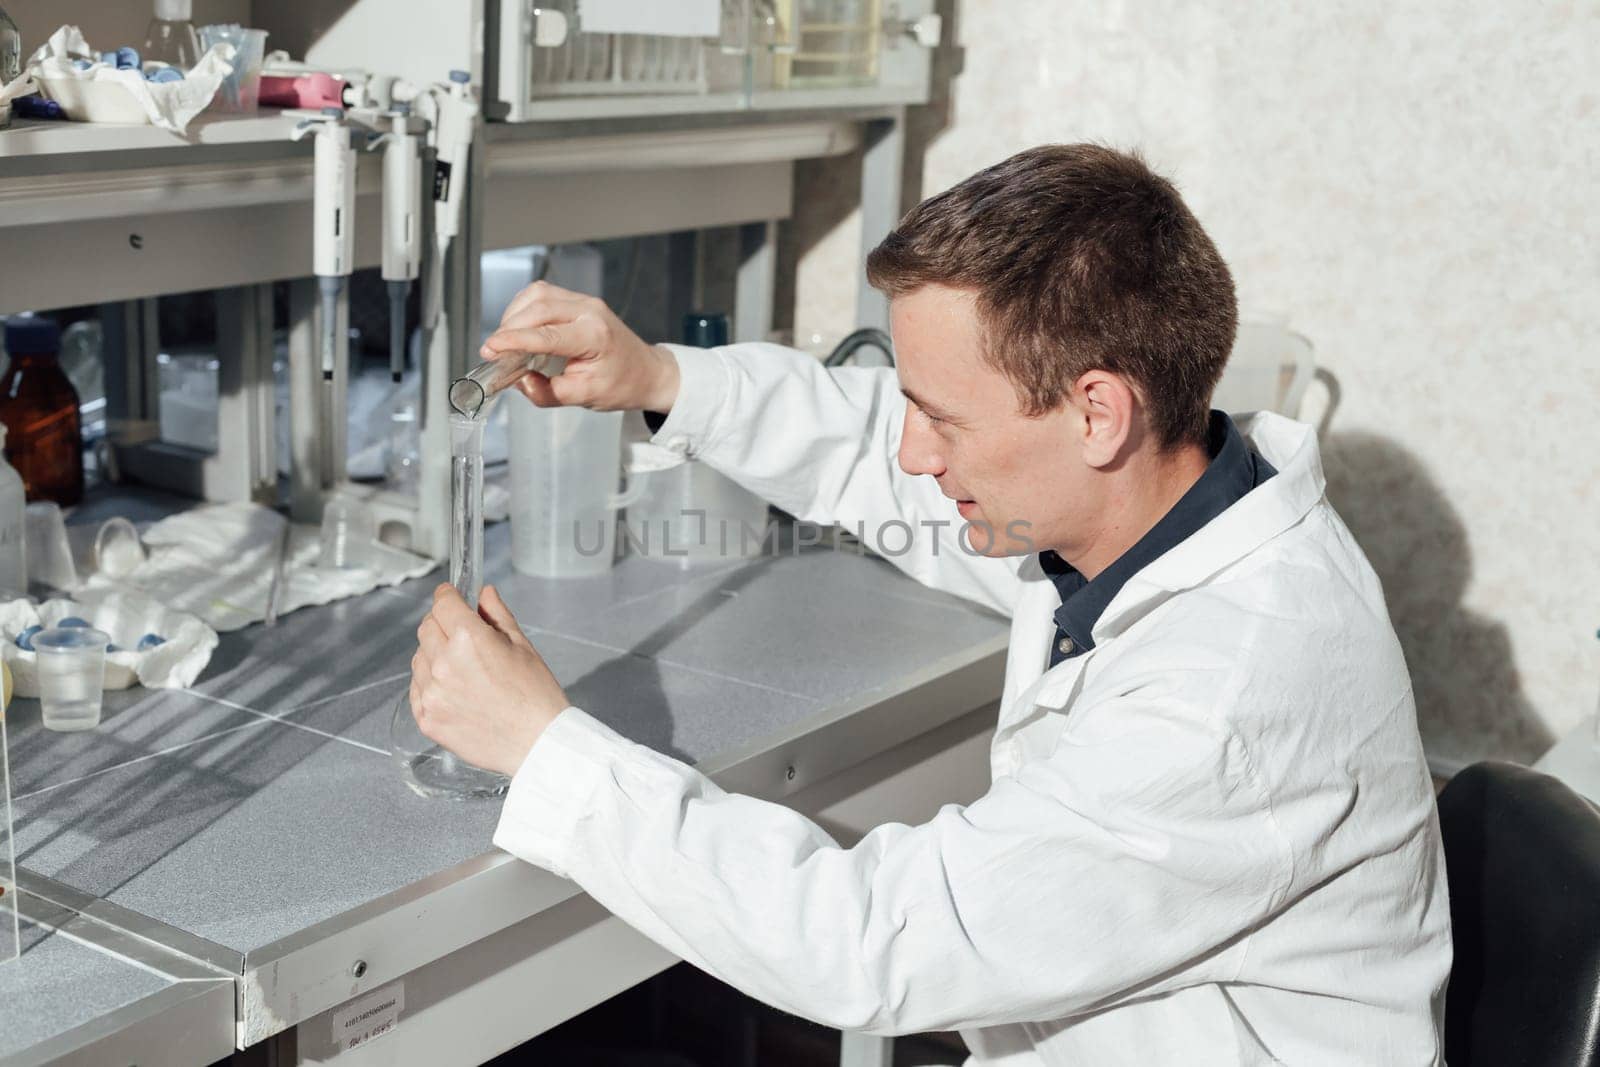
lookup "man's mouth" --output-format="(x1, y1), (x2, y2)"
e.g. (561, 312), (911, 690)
(956, 499), (978, 519)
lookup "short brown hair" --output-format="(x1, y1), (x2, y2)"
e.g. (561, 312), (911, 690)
(865, 144), (1236, 449)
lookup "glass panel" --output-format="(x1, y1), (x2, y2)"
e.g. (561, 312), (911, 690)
(0, 674), (17, 966)
(528, 0), (718, 98)
(775, 0), (880, 88)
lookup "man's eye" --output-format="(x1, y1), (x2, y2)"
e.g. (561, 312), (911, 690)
(922, 408), (944, 426)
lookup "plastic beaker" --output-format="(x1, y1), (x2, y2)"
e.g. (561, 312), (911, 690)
(24, 502), (76, 592)
(198, 25), (268, 112)
(319, 494), (377, 570)
(507, 404), (646, 578)
(33, 626), (109, 732)
(94, 517), (146, 580)
(622, 444), (771, 567)
(1212, 322), (1315, 420)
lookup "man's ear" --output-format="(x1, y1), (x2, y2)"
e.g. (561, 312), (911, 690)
(1073, 370), (1140, 469)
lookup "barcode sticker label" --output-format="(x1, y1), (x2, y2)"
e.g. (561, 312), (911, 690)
(332, 982), (404, 1052)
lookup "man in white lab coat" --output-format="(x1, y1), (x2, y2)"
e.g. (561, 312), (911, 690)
(410, 144), (1451, 1065)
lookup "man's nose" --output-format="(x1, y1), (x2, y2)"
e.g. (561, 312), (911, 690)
(898, 409), (945, 478)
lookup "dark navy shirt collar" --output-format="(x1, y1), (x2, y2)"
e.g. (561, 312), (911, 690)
(1040, 411), (1277, 665)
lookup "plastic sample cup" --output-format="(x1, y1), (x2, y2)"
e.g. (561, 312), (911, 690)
(33, 626), (110, 732)
(198, 25), (268, 113)
(94, 517), (146, 579)
(319, 494), (376, 570)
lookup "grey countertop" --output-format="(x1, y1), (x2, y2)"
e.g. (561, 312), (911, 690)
(0, 919), (173, 1061)
(4, 512), (1009, 1055)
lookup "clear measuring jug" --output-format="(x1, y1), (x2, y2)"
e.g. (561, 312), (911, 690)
(507, 402), (648, 578)
(388, 412), (509, 799)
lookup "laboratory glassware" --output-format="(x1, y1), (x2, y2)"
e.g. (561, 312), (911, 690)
(318, 493), (376, 569)
(0, 315), (84, 507)
(93, 517), (145, 580)
(34, 626), (110, 732)
(508, 405), (646, 577)
(144, 0), (201, 69)
(197, 24), (268, 112)
(1212, 321), (1316, 420)
(449, 353), (560, 419)
(0, 4), (20, 130)
(1, 656), (15, 966)
(389, 412), (509, 799)
(624, 448), (771, 566)
(0, 429), (25, 598)
(623, 312), (768, 566)
(23, 502), (74, 591)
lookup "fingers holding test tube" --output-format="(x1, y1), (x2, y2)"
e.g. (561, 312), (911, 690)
(479, 281), (680, 414)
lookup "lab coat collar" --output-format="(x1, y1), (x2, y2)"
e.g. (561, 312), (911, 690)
(1095, 412), (1325, 639)
(1014, 414), (1325, 712)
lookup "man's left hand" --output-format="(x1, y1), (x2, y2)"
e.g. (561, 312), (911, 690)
(411, 583), (570, 778)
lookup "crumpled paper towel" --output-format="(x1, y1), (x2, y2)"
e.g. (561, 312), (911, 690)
(16, 25), (234, 133)
(0, 588), (219, 697)
(80, 502), (438, 633)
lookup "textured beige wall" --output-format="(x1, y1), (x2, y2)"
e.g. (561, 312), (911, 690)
(793, 1), (1600, 765)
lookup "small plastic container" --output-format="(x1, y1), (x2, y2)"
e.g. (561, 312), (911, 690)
(1213, 321), (1316, 420)
(319, 494), (377, 570)
(33, 625), (110, 732)
(94, 517), (146, 580)
(23, 501), (75, 592)
(197, 24), (267, 112)
(507, 405), (645, 577)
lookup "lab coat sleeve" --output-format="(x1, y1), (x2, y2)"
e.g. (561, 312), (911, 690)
(493, 693), (1293, 1035)
(647, 343), (1022, 616)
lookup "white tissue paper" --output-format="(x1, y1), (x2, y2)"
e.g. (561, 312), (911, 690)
(84, 503), (437, 633)
(0, 589), (219, 698)
(24, 25), (235, 133)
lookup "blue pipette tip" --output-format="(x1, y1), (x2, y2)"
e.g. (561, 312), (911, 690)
(320, 105), (342, 117)
(449, 69), (470, 84)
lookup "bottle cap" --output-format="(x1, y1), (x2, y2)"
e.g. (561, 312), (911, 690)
(4, 314), (61, 357)
(154, 0), (192, 21)
(680, 312), (729, 348)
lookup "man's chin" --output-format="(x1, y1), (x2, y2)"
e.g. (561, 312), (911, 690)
(959, 518), (1035, 558)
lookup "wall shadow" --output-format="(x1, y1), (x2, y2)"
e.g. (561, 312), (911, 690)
(1320, 428), (1552, 765)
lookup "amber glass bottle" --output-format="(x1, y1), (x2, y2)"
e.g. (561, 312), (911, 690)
(0, 315), (84, 507)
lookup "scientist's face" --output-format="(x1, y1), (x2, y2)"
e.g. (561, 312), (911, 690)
(892, 285), (1087, 559)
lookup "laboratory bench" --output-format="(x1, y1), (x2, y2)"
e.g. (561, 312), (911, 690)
(1, 502), (1009, 1067)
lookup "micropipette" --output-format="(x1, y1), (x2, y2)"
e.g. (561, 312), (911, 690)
(448, 353), (561, 418)
(372, 105), (422, 382)
(292, 108), (357, 381)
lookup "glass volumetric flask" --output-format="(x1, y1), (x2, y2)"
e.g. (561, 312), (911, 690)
(389, 412), (510, 799)
(448, 353), (563, 419)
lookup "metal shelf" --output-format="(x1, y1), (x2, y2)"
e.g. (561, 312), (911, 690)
(0, 112), (860, 315)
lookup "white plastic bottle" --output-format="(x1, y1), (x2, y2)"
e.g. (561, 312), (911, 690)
(0, 424), (27, 598)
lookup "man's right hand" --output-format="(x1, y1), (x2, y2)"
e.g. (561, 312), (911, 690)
(479, 281), (681, 414)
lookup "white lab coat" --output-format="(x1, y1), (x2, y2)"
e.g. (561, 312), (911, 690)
(494, 343), (1451, 1066)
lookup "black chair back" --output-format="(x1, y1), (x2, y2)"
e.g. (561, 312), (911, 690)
(1439, 760), (1600, 1066)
